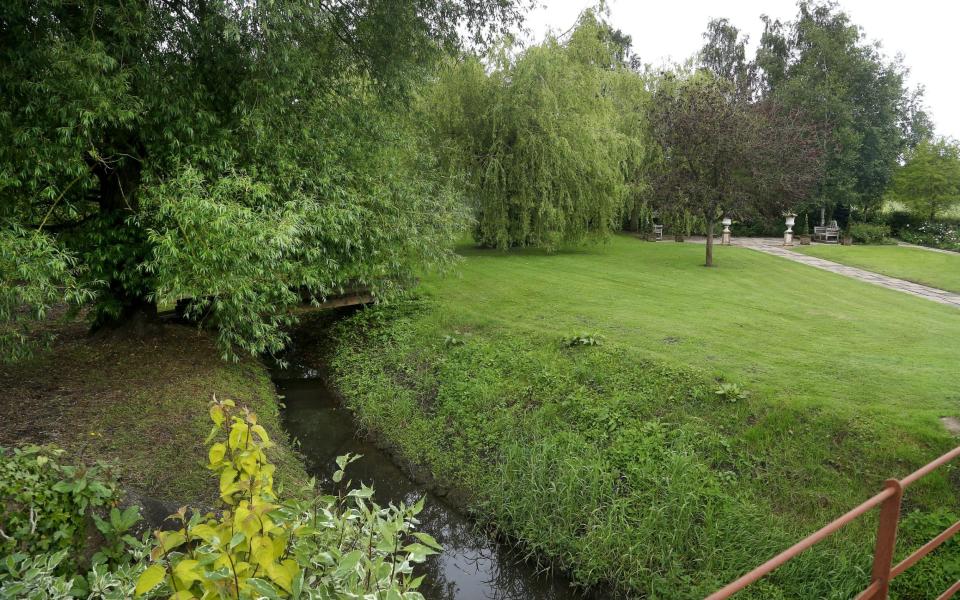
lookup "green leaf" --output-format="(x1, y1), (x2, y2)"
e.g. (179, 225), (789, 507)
(334, 549), (364, 577)
(134, 563), (166, 596)
(411, 532), (442, 551)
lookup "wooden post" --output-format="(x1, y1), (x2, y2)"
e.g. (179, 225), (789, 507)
(866, 479), (904, 599)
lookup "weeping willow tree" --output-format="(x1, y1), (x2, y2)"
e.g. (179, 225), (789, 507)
(606, 63), (659, 234)
(424, 11), (633, 249)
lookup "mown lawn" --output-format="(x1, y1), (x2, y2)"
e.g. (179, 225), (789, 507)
(794, 243), (960, 293)
(330, 235), (960, 598)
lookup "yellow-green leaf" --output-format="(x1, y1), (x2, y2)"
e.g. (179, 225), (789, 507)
(134, 563), (166, 596)
(266, 559), (298, 593)
(250, 535), (274, 568)
(208, 442), (226, 465)
(173, 559), (203, 586)
(250, 424), (270, 443)
(238, 452), (258, 475)
(228, 423), (249, 450)
(156, 530), (187, 553)
(209, 405), (225, 426)
(189, 523), (220, 544)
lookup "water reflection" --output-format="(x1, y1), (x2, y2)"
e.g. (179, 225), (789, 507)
(274, 368), (586, 600)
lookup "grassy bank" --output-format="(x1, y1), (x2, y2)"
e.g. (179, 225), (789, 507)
(795, 244), (960, 293)
(0, 317), (307, 505)
(330, 236), (960, 598)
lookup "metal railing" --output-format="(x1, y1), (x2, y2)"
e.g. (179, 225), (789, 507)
(707, 445), (960, 600)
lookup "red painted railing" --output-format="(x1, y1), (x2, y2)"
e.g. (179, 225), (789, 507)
(707, 445), (960, 600)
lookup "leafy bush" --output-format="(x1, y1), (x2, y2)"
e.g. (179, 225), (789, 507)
(0, 445), (118, 566)
(885, 211), (960, 250)
(0, 551), (76, 599)
(0, 225), (94, 363)
(899, 222), (960, 251)
(134, 398), (438, 599)
(848, 222), (892, 244)
(1, 400), (438, 599)
(0, 447), (151, 599)
(0, 546), (153, 600)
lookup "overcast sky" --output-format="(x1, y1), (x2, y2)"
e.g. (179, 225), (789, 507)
(522, 1), (960, 139)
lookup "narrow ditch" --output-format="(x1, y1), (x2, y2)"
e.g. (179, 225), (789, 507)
(271, 316), (587, 600)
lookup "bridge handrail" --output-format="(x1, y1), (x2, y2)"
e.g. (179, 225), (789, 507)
(706, 444), (960, 600)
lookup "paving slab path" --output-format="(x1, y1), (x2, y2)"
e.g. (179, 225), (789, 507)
(896, 242), (960, 256)
(728, 237), (960, 309)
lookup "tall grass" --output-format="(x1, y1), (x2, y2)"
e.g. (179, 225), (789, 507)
(330, 301), (959, 598)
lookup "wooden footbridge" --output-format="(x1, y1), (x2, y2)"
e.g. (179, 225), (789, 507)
(158, 286), (374, 321)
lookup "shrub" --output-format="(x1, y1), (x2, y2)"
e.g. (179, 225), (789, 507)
(848, 222), (892, 244)
(884, 211), (960, 250)
(134, 398), (437, 599)
(0, 445), (119, 567)
(0, 551), (76, 598)
(1, 400), (438, 600)
(898, 221), (960, 252)
(0, 447), (151, 599)
(0, 546), (153, 600)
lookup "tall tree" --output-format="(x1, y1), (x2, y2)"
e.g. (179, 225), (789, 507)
(0, 0), (525, 360)
(755, 1), (925, 222)
(888, 138), (960, 220)
(423, 11), (630, 249)
(608, 68), (657, 234)
(650, 74), (822, 266)
(698, 18), (754, 100)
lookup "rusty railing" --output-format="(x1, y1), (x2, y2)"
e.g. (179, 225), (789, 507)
(707, 445), (960, 600)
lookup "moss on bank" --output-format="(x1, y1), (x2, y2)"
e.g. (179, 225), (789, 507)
(0, 319), (307, 505)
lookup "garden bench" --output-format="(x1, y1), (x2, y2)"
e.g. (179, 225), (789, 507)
(813, 226), (840, 243)
(652, 224), (663, 240)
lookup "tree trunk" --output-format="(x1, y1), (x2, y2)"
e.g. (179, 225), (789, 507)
(90, 153), (159, 333)
(705, 219), (715, 267)
(629, 202), (639, 232)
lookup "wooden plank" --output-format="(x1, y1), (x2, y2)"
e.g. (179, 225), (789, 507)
(316, 293), (374, 309)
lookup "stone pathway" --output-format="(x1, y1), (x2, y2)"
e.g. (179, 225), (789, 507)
(897, 242), (960, 256)
(728, 238), (960, 308)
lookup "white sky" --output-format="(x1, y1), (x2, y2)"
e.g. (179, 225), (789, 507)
(522, 0), (960, 139)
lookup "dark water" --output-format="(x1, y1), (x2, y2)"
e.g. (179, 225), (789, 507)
(272, 361), (585, 600)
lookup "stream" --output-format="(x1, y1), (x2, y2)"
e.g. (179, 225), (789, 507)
(272, 355), (586, 600)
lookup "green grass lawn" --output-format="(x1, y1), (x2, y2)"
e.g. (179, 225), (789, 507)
(330, 235), (960, 598)
(795, 243), (960, 293)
